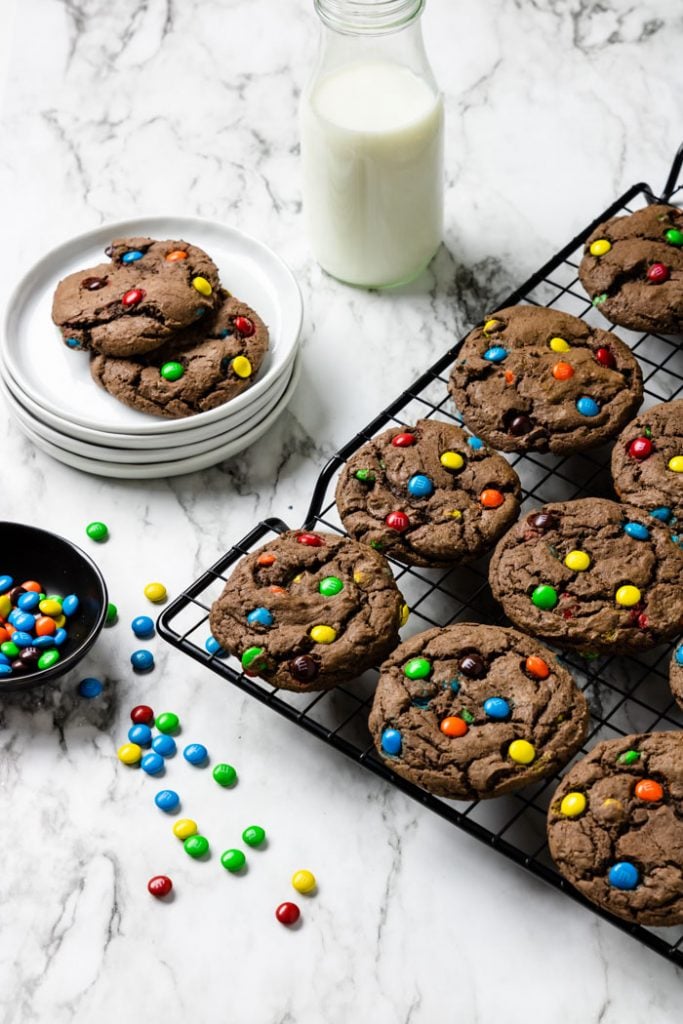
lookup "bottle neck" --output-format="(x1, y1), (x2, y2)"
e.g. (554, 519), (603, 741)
(314, 0), (425, 36)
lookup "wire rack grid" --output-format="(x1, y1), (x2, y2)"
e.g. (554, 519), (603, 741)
(158, 146), (683, 968)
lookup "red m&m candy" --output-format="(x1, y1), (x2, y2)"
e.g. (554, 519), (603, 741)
(275, 901), (301, 925)
(391, 433), (416, 447)
(628, 437), (652, 460)
(595, 347), (616, 369)
(131, 704), (155, 725)
(234, 316), (255, 336)
(385, 511), (410, 532)
(122, 288), (145, 307)
(296, 533), (323, 547)
(148, 875), (173, 898)
(646, 263), (670, 284)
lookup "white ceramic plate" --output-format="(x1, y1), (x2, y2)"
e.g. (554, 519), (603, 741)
(1, 351), (294, 449)
(1, 216), (302, 436)
(2, 360), (296, 464)
(12, 356), (301, 479)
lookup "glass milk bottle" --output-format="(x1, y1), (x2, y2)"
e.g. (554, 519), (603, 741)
(300, 0), (444, 288)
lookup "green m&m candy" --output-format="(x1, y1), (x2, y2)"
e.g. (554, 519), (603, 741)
(106, 602), (118, 624)
(355, 469), (375, 483)
(404, 657), (431, 680)
(156, 712), (180, 734)
(242, 825), (266, 847)
(1, 642), (19, 658)
(160, 361), (185, 382)
(241, 646), (267, 672)
(618, 749), (640, 766)
(665, 228), (683, 246)
(184, 834), (209, 859)
(213, 763), (238, 787)
(319, 576), (343, 597)
(221, 848), (246, 873)
(531, 584), (558, 610)
(38, 649), (60, 670)
(86, 521), (109, 542)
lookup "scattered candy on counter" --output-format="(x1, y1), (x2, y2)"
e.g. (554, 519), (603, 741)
(78, 677), (103, 698)
(131, 704), (155, 724)
(221, 849), (246, 873)
(183, 743), (208, 765)
(0, 578), (81, 678)
(128, 723), (152, 745)
(132, 615), (155, 639)
(155, 789), (180, 812)
(205, 635), (225, 656)
(156, 712), (180, 734)
(86, 521), (109, 542)
(173, 818), (198, 839)
(275, 902), (300, 926)
(148, 875), (173, 898)
(141, 751), (165, 775)
(131, 649), (155, 672)
(152, 734), (177, 757)
(213, 763), (238, 787)
(144, 582), (167, 603)
(291, 870), (316, 894)
(106, 602), (118, 624)
(184, 834), (209, 859)
(118, 742), (142, 765)
(242, 825), (266, 847)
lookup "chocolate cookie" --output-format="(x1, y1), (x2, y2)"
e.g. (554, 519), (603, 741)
(489, 498), (683, 653)
(448, 305), (643, 454)
(334, 419), (521, 567)
(548, 732), (683, 926)
(578, 204), (683, 334)
(669, 642), (683, 711)
(611, 399), (683, 528)
(52, 237), (221, 357)
(368, 623), (588, 800)
(209, 530), (405, 692)
(90, 293), (269, 418)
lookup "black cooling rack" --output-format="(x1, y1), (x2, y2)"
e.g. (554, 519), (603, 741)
(158, 143), (683, 967)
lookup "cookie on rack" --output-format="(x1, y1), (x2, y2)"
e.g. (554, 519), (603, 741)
(669, 641), (683, 711)
(334, 419), (521, 567)
(448, 305), (643, 454)
(369, 623), (589, 800)
(610, 399), (683, 526)
(90, 293), (269, 418)
(548, 732), (683, 926)
(578, 203), (683, 334)
(489, 497), (683, 653)
(52, 237), (221, 357)
(209, 530), (405, 692)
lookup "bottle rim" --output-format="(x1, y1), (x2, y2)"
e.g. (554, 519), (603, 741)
(314, 0), (425, 35)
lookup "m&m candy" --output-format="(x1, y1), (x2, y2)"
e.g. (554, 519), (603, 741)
(192, 276), (212, 296)
(646, 263), (669, 284)
(132, 615), (155, 639)
(576, 397), (599, 417)
(275, 902), (300, 926)
(564, 550), (590, 572)
(292, 870), (316, 894)
(665, 228), (683, 246)
(525, 655), (550, 679)
(628, 437), (652, 460)
(78, 677), (103, 698)
(668, 456), (683, 473)
(381, 728), (402, 756)
(213, 763), (238, 787)
(483, 346), (507, 363)
(221, 849), (246, 873)
(205, 636), (225, 655)
(144, 582), (167, 603)
(131, 704), (155, 725)
(552, 361), (574, 381)
(86, 521), (109, 542)
(480, 489), (504, 509)
(242, 825), (266, 847)
(624, 522), (649, 541)
(184, 835), (209, 858)
(152, 734), (177, 757)
(154, 789), (180, 812)
(118, 743), (142, 765)
(467, 436), (484, 450)
(128, 724), (152, 746)
(531, 585), (558, 610)
(615, 585), (641, 607)
(131, 649), (155, 672)
(404, 657), (431, 680)
(183, 743), (208, 765)
(141, 751), (165, 775)
(634, 779), (664, 802)
(589, 239), (611, 256)
(595, 347), (615, 368)
(160, 361), (185, 382)
(173, 819), (198, 839)
(233, 315), (255, 336)
(147, 875), (173, 898)
(310, 625), (336, 644)
(122, 288), (145, 307)
(407, 474), (434, 498)
(247, 607), (274, 627)
(549, 337), (570, 353)
(608, 861), (639, 889)
(319, 577), (343, 597)
(508, 739), (535, 764)
(385, 511), (410, 532)
(166, 249), (188, 261)
(391, 433), (415, 447)
(483, 697), (510, 720)
(560, 792), (586, 817)
(440, 717), (468, 737)
(156, 712), (180, 733)
(440, 451), (464, 470)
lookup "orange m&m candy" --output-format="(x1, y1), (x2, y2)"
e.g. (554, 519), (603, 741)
(269, 586), (286, 595)
(165, 250), (188, 262)
(480, 489), (505, 509)
(21, 580), (42, 592)
(552, 361), (574, 381)
(0, 628), (9, 645)
(525, 655), (550, 679)
(504, 370), (515, 384)
(634, 779), (664, 802)
(257, 553), (276, 567)
(35, 616), (57, 637)
(440, 716), (468, 738)
(4, 623), (14, 637)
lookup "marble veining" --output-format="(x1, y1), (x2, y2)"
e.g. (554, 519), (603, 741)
(1, 0), (683, 1021)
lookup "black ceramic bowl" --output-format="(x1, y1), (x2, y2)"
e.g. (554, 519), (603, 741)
(0, 522), (108, 692)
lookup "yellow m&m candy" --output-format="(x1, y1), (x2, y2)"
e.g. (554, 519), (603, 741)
(292, 869), (317, 894)
(39, 598), (62, 616)
(483, 319), (501, 335)
(192, 276), (212, 296)
(232, 356), (252, 379)
(440, 451), (464, 471)
(118, 743), (142, 765)
(589, 239), (611, 257)
(449, 509), (462, 519)
(549, 337), (570, 353)
(173, 819), (198, 840)
(310, 625), (336, 644)
(508, 739), (536, 765)
(615, 585), (641, 607)
(564, 550), (591, 572)
(399, 603), (410, 627)
(668, 455), (683, 473)
(144, 582), (167, 603)
(560, 792), (587, 817)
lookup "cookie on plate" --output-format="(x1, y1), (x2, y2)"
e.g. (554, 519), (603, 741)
(335, 419), (521, 567)
(548, 732), (683, 926)
(52, 237), (221, 357)
(448, 305), (643, 454)
(578, 204), (683, 334)
(368, 623), (589, 800)
(489, 497), (683, 653)
(209, 530), (405, 692)
(669, 641), (683, 711)
(610, 399), (683, 526)
(90, 293), (269, 418)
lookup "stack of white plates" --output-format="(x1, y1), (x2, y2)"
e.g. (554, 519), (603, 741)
(0, 218), (303, 479)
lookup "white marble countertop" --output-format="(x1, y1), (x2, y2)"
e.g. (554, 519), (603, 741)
(1, 1), (682, 1021)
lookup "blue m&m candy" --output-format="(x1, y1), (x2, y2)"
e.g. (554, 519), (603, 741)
(131, 649), (155, 672)
(53, 628), (68, 646)
(78, 677), (102, 698)
(17, 592), (39, 611)
(34, 635), (55, 649)
(141, 751), (165, 775)
(154, 789), (180, 812)
(12, 612), (35, 632)
(675, 645), (683, 666)
(247, 607), (273, 627)
(152, 734), (177, 757)
(483, 697), (510, 720)
(131, 615), (155, 639)
(0, 576), (13, 593)
(483, 346), (508, 363)
(407, 474), (434, 499)
(608, 861), (640, 890)
(467, 436), (484, 450)
(205, 636), (225, 656)
(128, 724), (152, 746)
(650, 507), (673, 523)
(381, 728), (402, 756)
(121, 249), (144, 263)
(183, 743), (208, 765)
(62, 595), (79, 617)
(0, 664), (12, 676)
(576, 397), (600, 417)
(66, 338), (80, 348)
(12, 631), (34, 648)
(624, 522), (650, 541)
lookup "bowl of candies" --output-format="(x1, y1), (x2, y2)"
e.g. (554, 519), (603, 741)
(0, 522), (108, 691)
